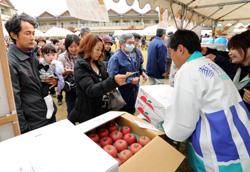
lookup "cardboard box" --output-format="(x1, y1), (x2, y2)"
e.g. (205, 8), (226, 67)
(0, 120), (118, 172)
(77, 111), (184, 172)
(135, 85), (174, 130)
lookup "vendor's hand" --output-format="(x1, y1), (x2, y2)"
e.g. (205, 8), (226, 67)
(243, 89), (250, 104)
(142, 72), (148, 81)
(131, 77), (140, 85)
(45, 77), (58, 89)
(162, 72), (169, 79)
(201, 47), (208, 55)
(114, 74), (127, 86)
(206, 54), (216, 61)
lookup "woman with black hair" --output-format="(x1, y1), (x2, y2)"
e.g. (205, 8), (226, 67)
(58, 34), (80, 115)
(202, 30), (250, 111)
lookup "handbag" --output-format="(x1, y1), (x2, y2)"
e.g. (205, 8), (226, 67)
(104, 89), (126, 111)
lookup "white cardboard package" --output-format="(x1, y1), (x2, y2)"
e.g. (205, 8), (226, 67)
(0, 120), (118, 172)
(135, 85), (174, 130)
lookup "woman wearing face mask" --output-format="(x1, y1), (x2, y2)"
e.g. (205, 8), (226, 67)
(202, 30), (250, 111)
(58, 34), (80, 115)
(108, 33), (141, 114)
(68, 33), (126, 124)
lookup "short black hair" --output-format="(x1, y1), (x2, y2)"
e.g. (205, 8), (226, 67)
(5, 13), (38, 44)
(41, 43), (57, 54)
(156, 28), (166, 37)
(50, 38), (59, 45)
(169, 29), (201, 54)
(64, 34), (80, 51)
(132, 33), (141, 40)
(228, 30), (250, 55)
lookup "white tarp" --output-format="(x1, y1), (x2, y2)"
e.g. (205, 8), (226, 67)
(45, 27), (73, 38)
(66, 0), (109, 22)
(35, 29), (45, 37)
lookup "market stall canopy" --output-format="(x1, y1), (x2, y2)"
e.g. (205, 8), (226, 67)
(113, 0), (250, 27)
(45, 27), (74, 38)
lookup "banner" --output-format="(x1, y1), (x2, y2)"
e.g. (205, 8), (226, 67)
(66, 0), (109, 22)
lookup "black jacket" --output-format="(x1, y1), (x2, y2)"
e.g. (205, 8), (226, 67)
(205, 48), (250, 111)
(8, 44), (56, 133)
(68, 58), (117, 123)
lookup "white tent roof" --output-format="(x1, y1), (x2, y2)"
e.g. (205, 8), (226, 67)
(45, 27), (74, 38)
(115, 0), (250, 27)
(35, 29), (45, 37)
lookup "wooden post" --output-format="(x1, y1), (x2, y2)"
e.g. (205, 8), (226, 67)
(0, 15), (21, 141)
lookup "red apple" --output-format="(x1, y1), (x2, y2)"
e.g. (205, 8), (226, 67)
(88, 133), (99, 143)
(100, 136), (112, 147)
(118, 149), (133, 163)
(109, 125), (118, 132)
(107, 120), (116, 127)
(123, 133), (137, 145)
(138, 136), (151, 146)
(121, 126), (131, 135)
(113, 139), (128, 152)
(98, 128), (109, 138)
(110, 130), (123, 141)
(130, 143), (142, 154)
(103, 145), (118, 158)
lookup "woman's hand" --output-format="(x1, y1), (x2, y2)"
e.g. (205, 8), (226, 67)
(114, 74), (127, 86)
(243, 89), (250, 104)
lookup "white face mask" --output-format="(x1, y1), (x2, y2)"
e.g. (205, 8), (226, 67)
(125, 43), (135, 53)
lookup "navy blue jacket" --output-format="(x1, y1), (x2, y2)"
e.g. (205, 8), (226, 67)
(146, 36), (168, 79)
(108, 49), (140, 114)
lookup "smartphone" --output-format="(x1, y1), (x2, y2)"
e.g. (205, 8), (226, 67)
(126, 71), (140, 83)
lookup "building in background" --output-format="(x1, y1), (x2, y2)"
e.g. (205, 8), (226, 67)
(0, 0), (16, 22)
(36, 9), (159, 34)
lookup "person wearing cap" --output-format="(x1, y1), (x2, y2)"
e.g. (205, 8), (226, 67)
(132, 33), (148, 81)
(146, 28), (168, 84)
(79, 27), (90, 39)
(102, 35), (114, 66)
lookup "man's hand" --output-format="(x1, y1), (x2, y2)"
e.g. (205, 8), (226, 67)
(131, 77), (140, 85)
(243, 89), (250, 104)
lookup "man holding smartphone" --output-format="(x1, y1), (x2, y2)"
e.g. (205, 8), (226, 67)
(108, 33), (142, 114)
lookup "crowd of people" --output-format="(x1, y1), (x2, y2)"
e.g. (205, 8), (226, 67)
(4, 13), (250, 172)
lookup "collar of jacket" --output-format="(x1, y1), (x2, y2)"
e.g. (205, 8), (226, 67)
(78, 57), (103, 71)
(9, 44), (34, 61)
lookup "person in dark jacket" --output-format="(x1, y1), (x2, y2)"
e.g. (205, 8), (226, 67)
(68, 33), (126, 124)
(5, 14), (57, 133)
(108, 33), (142, 114)
(202, 30), (250, 111)
(102, 35), (114, 67)
(146, 28), (169, 84)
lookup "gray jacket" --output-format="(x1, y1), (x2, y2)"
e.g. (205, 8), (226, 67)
(8, 44), (56, 133)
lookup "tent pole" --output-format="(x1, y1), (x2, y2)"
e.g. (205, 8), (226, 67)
(212, 21), (218, 44)
(170, 0), (179, 29)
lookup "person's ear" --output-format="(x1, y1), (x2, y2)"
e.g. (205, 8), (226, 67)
(177, 44), (184, 54)
(10, 32), (17, 40)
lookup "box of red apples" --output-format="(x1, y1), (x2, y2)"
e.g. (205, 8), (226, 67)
(77, 111), (184, 172)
